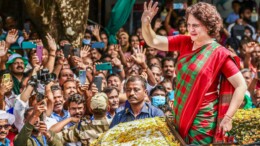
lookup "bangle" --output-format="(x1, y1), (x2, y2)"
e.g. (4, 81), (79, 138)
(224, 114), (232, 120)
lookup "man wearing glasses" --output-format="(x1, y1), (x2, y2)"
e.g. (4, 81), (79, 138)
(0, 110), (15, 146)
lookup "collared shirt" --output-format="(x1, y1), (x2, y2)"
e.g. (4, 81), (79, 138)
(5, 91), (17, 111)
(0, 138), (10, 146)
(13, 94), (28, 132)
(106, 112), (115, 119)
(109, 101), (164, 128)
(51, 109), (70, 123)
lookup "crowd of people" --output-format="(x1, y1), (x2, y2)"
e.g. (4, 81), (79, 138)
(0, 0), (259, 146)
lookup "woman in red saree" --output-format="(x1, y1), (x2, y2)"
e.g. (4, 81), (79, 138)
(141, 1), (247, 145)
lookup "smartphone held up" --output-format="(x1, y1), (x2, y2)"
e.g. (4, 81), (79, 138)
(93, 76), (102, 92)
(173, 3), (184, 10)
(1, 73), (11, 85)
(79, 70), (87, 85)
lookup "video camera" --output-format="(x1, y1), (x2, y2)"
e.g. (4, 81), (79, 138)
(37, 68), (56, 85)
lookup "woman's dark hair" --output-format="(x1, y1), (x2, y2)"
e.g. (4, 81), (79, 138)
(185, 2), (223, 37)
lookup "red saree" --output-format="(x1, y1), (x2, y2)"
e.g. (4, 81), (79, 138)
(168, 35), (240, 144)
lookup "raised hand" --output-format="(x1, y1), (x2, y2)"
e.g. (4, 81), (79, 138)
(92, 25), (100, 38)
(33, 100), (47, 117)
(141, 1), (159, 24)
(126, 56), (134, 68)
(0, 41), (8, 57)
(131, 46), (146, 65)
(78, 83), (89, 95)
(80, 45), (90, 58)
(31, 53), (41, 67)
(90, 83), (98, 96)
(154, 18), (162, 30)
(111, 58), (122, 67)
(35, 39), (43, 47)
(0, 81), (13, 96)
(39, 121), (52, 139)
(32, 63), (41, 76)
(140, 71), (148, 80)
(6, 29), (18, 44)
(46, 33), (57, 52)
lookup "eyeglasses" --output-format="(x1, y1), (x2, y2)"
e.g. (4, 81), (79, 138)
(0, 124), (10, 130)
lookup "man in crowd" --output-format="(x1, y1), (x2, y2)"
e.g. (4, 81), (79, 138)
(50, 93), (86, 146)
(59, 68), (74, 86)
(107, 74), (127, 104)
(53, 93), (111, 145)
(0, 110), (15, 146)
(50, 85), (70, 123)
(62, 79), (77, 100)
(110, 75), (164, 128)
(6, 53), (28, 95)
(103, 86), (120, 119)
(14, 101), (61, 145)
(162, 57), (175, 83)
(50, 93), (86, 132)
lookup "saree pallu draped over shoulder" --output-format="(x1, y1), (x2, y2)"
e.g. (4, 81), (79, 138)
(173, 41), (239, 144)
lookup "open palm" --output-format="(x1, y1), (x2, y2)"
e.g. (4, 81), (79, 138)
(0, 41), (8, 57)
(131, 46), (146, 65)
(141, 1), (159, 24)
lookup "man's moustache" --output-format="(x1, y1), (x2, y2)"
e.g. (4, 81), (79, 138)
(16, 66), (24, 69)
(0, 132), (7, 135)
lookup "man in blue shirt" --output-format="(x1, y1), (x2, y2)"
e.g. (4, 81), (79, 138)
(50, 85), (70, 123)
(110, 76), (164, 128)
(0, 110), (15, 146)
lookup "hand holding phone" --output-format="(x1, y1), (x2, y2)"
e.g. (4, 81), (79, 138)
(79, 70), (86, 85)
(1, 73), (11, 85)
(36, 46), (43, 63)
(21, 41), (37, 49)
(93, 76), (102, 92)
(63, 44), (72, 58)
(73, 48), (81, 57)
(95, 62), (112, 71)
